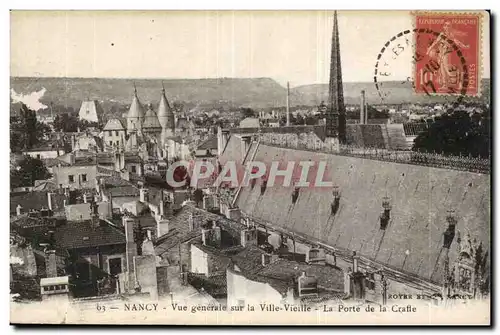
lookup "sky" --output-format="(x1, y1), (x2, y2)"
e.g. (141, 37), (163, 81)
(10, 10), (490, 87)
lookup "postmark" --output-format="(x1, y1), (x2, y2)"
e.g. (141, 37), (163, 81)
(414, 12), (481, 96)
(374, 28), (469, 106)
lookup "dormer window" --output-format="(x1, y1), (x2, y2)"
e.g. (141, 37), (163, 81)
(443, 209), (457, 249)
(380, 196), (391, 230)
(260, 178), (267, 195)
(331, 186), (341, 215)
(291, 187), (300, 204)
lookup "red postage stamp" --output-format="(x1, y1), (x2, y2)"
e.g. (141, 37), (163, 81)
(414, 12), (481, 96)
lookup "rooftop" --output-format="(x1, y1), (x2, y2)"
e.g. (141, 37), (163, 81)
(231, 141), (490, 286)
(54, 220), (125, 249)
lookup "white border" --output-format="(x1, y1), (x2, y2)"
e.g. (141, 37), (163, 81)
(3, 0), (497, 333)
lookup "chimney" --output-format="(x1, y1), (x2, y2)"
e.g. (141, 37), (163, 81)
(353, 252), (359, 273)
(226, 208), (241, 222)
(47, 192), (53, 211)
(201, 229), (208, 246)
(240, 227), (258, 247)
(188, 213), (195, 231)
(157, 218), (169, 238)
(286, 82), (290, 126)
(45, 250), (57, 278)
(159, 191), (165, 217)
(140, 188), (149, 203)
(360, 90), (366, 124)
(123, 217), (137, 293)
(16, 204), (22, 216)
(261, 253), (279, 266)
(68, 153), (75, 165)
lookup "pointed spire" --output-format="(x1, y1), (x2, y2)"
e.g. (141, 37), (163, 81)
(158, 86), (175, 133)
(326, 10), (346, 142)
(127, 83), (144, 133)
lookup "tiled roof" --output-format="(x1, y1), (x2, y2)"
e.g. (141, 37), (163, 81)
(403, 122), (429, 136)
(54, 220), (125, 249)
(10, 191), (67, 215)
(43, 158), (70, 168)
(345, 124), (387, 149)
(227, 125), (326, 142)
(154, 204), (231, 255)
(232, 143), (490, 286)
(103, 118), (125, 131)
(142, 105), (162, 130)
(230, 246), (344, 295)
(104, 185), (140, 198)
(197, 135), (218, 150)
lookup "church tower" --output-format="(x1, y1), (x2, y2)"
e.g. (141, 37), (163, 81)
(326, 11), (346, 143)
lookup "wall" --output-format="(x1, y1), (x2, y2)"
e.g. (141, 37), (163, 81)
(226, 268), (291, 306)
(190, 244), (208, 275)
(103, 130), (126, 151)
(134, 255), (158, 299)
(65, 203), (91, 221)
(24, 150), (65, 160)
(125, 162), (142, 176)
(52, 165), (98, 189)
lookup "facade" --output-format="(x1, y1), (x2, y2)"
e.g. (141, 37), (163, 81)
(52, 164), (98, 189)
(23, 147), (65, 160)
(103, 119), (127, 152)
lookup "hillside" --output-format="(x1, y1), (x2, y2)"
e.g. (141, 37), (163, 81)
(10, 77), (289, 112)
(292, 79), (491, 106)
(10, 77), (490, 114)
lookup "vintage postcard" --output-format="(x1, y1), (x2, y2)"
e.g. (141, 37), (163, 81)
(9, 10), (491, 325)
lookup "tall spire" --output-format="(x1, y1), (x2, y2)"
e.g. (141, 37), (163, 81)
(326, 11), (346, 142)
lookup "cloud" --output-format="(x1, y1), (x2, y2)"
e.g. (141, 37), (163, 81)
(10, 87), (48, 111)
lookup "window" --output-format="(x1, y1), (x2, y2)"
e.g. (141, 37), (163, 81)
(36, 154), (41, 159)
(365, 273), (376, 291)
(116, 141), (119, 145)
(109, 141), (113, 146)
(68, 175), (74, 183)
(115, 131), (119, 136)
(81, 174), (87, 182)
(86, 110), (90, 114)
(108, 258), (122, 276)
(108, 131), (112, 136)
(131, 166), (136, 173)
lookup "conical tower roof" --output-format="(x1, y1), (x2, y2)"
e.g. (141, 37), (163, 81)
(143, 103), (162, 130)
(157, 86), (175, 131)
(128, 86), (144, 120)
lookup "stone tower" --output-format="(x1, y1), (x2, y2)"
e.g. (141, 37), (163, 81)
(326, 11), (346, 143)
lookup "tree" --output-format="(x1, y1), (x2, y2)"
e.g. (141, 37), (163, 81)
(10, 156), (52, 189)
(10, 104), (49, 152)
(241, 108), (256, 118)
(53, 113), (79, 132)
(412, 109), (490, 158)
